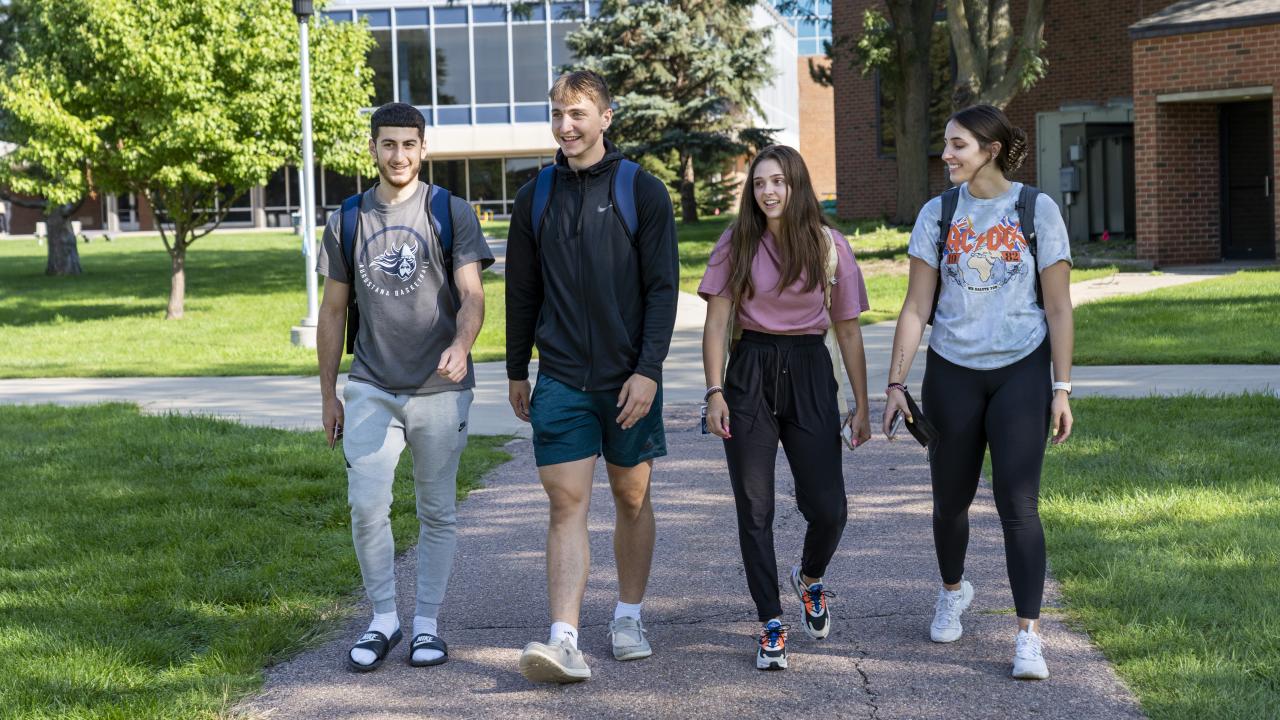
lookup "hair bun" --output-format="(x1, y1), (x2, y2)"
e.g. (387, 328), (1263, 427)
(1004, 127), (1028, 173)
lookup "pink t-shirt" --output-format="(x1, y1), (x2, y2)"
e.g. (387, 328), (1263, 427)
(697, 227), (871, 334)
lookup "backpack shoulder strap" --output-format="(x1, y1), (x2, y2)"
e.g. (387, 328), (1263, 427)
(339, 193), (362, 281)
(428, 184), (453, 267)
(823, 228), (849, 416)
(531, 165), (556, 245)
(929, 187), (961, 325)
(1016, 184), (1043, 309)
(612, 159), (641, 240)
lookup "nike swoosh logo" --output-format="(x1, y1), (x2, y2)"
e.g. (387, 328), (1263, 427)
(597, 204), (611, 213)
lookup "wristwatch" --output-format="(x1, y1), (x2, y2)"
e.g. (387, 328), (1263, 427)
(1052, 381), (1072, 395)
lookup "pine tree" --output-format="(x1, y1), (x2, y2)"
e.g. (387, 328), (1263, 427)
(566, 0), (774, 223)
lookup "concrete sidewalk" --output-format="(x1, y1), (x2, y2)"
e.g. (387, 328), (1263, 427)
(4, 267), (1277, 437)
(237, 402), (1145, 720)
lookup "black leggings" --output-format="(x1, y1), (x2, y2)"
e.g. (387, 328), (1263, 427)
(922, 339), (1051, 620)
(723, 331), (848, 622)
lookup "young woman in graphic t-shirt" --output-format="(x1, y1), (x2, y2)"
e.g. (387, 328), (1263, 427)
(882, 105), (1075, 680)
(699, 145), (871, 671)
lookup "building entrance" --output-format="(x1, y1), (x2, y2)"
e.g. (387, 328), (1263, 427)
(1221, 100), (1275, 260)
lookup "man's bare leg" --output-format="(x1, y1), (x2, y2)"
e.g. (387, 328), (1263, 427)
(541, 456), (597, 629)
(607, 460), (655, 605)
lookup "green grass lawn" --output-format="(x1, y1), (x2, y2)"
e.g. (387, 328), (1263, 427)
(1074, 269), (1280, 365)
(0, 403), (511, 720)
(1041, 395), (1280, 719)
(0, 233), (507, 378)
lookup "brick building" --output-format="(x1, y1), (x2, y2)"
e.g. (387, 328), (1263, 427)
(831, 0), (1278, 265)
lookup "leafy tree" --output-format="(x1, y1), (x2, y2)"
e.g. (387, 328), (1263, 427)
(783, 0), (1047, 222)
(944, 0), (1048, 108)
(0, 0), (373, 316)
(566, 0), (774, 223)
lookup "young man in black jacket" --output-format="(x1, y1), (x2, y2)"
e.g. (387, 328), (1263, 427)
(506, 71), (678, 683)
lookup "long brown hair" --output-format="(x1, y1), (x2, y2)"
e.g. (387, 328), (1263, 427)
(722, 145), (831, 306)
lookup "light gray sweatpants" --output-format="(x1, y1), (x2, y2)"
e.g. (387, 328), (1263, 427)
(342, 380), (472, 618)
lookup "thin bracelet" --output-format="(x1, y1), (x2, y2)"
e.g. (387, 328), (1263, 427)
(886, 382), (907, 396)
(704, 386), (724, 402)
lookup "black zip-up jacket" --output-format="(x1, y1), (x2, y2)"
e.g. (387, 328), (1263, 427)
(506, 141), (678, 391)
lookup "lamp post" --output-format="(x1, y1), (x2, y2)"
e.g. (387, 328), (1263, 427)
(290, 0), (319, 348)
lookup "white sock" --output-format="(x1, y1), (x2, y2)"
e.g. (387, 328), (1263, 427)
(614, 601), (643, 621)
(412, 616), (444, 664)
(350, 611), (399, 666)
(549, 621), (578, 649)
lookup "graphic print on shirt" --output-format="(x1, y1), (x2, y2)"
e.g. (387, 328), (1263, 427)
(941, 215), (1029, 294)
(357, 225), (431, 298)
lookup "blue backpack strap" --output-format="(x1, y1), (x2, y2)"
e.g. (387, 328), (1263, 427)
(428, 184), (453, 269)
(612, 159), (641, 240)
(531, 165), (556, 245)
(339, 193), (362, 354)
(340, 193), (362, 279)
(1016, 184), (1043, 309)
(929, 187), (961, 325)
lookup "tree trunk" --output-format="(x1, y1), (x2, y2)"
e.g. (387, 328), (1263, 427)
(888, 0), (937, 224)
(44, 207), (84, 276)
(166, 242), (186, 319)
(679, 151), (699, 224)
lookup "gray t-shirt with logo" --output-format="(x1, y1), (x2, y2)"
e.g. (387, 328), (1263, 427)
(908, 182), (1071, 370)
(316, 183), (494, 395)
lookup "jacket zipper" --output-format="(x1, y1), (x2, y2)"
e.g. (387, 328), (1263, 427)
(576, 170), (592, 390)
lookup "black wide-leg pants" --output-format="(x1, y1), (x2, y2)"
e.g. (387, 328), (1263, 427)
(722, 330), (848, 622)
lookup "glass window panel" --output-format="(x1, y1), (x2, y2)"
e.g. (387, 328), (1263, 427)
(512, 24), (550, 102)
(515, 104), (549, 122)
(369, 29), (393, 105)
(552, 2), (582, 20)
(397, 28), (432, 106)
(436, 160), (466, 193)
(358, 10), (390, 28)
(505, 157), (542, 196)
(550, 22), (579, 73)
(265, 166), (290, 207)
(476, 106), (510, 123)
(513, 3), (546, 21)
(397, 8), (428, 26)
(434, 6), (468, 24)
(323, 167), (358, 207)
(473, 26), (510, 104)
(468, 159), (503, 204)
(798, 19), (817, 37)
(434, 26), (471, 105)
(473, 5), (507, 23)
(437, 106), (471, 124)
(322, 10), (351, 23)
(799, 38), (819, 56)
(589, 2), (603, 18)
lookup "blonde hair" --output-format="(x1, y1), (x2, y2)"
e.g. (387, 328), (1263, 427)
(549, 70), (612, 112)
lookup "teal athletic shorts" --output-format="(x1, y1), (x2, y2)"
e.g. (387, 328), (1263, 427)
(529, 374), (667, 468)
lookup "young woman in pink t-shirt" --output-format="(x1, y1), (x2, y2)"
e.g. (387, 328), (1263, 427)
(698, 145), (872, 671)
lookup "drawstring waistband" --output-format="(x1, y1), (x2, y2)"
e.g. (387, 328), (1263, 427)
(737, 331), (824, 416)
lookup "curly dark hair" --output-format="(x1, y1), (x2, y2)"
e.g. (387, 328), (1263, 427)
(370, 102), (426, 140)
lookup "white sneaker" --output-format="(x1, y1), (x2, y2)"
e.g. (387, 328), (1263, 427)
(1012, 628), (1050, 679)
(929, 580), (974, 643)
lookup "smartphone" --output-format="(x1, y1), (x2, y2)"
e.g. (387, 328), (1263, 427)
(699, 404), (710, 435)
(888, 411), (905, 440)
(840, 411), (860, 450)
(329, 424), (343, 450)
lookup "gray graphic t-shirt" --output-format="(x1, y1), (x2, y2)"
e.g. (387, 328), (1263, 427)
(316, 183), (494, 394)
(908, 182), (1071, 370)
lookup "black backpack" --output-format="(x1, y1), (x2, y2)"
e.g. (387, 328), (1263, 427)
(337, 185), (455, 355)
(928, 184), (1042, 325)
(530, 159), (641, 244)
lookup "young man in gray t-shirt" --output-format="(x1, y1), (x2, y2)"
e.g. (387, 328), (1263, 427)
(316, 103), (493, 672)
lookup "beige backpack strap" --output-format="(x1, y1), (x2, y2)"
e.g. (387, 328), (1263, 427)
(823, 229), (850, 416)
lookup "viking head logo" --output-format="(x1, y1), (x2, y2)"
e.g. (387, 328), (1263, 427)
(369, 241), (418, 281)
